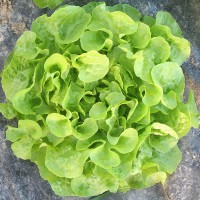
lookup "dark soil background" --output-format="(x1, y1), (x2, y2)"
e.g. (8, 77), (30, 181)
(0, 0), (199, 200)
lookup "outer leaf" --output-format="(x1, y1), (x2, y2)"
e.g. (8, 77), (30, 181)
(0, 103), (16, 119)
(88, 3), (138, 44)
(11, 136), (36, 160)
(45, 141), (90, 178)
(151, 62), (185, 94)
(71, 174), (107, 197)
(156, 11), (182, 37)
(130, 22), (151, 49)
(152, 145), (182, 174)
(34, 0), (64, 9)
(49, 178), (75, 196)
(108, 4), (142, 21)
(51, 6), (91, 44)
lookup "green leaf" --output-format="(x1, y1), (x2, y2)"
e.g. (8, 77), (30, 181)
(76, 133), (106, 151)
(89, 102), (107, 120)
(130, 22), (151, 49)
(6, 126), (25, 142)
(14, 31), (42, 60)
(71, 174), (107, 197)
(80, 30), (113, 51)
(83, 2), (104, 13)
(62, 82), (85, 114)
(11, 136), (36, 160)
(151, 62), (185, 94)
(88, 3), (138, 44)
(34, 0), (64, 9)
(73, 51), (109, 83)
(185, 90), (199, 128)
(90, 144), (121, 169)
(50, 177), (75, 196)
(105, 92), (126, 106)
(146, 36), (170, 64)
(170, 36), (191, 65)
(1, 2), (197, 197)
(73, 118), (98, 140)
(149, 134), (178, 153)
(152, 145), (182, 174)
(127, 102), (148, 124)
(46, 113), (72, 137)
(156, 11), (182, 37)
(44, 53), (70, 79)
(139, 83), (163, 106)
(51, 6), (91, 44)
(93, 166), (119, 192)
(108, 4), (142, 21)
(161, 90), (177, 109)
(2, 55), (35, 101)
(45, 141), (90, 178)
(151, 122), (178, 138)
(111, 128), (138, 154)
(142, 16), (155, 27)
(134, 50), (154, 83)
(0, 103), (16, 119)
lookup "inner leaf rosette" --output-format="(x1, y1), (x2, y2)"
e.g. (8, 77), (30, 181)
(0, 2), (199, 197)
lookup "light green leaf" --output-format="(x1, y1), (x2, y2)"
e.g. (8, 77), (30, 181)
(6, 126), (25, 142)
(90, 144), (121, 169)
(151, 122), (178, 138)
(111, 128), (138, 154)
(161, 90), (177, 109)
(2, 55), (35, 101)
(73, 50), (109, 83)
(149, 134), (178, 153)
(105, 92), (126, 106)
(0, 103), (16, 119)
(142, 16), (155, 27)
(45, 141), (89, 178)
(71, 174), (107, 197)
(11, 136), (36, 160)
(151, 62), (185, 94)
(80, 30), (113, 51)
(146, 36), (170, 64)
(15, 31), (42, 60)
(170, 36), (191, 65)
(50, 178), (75, 196)
(34, 0), (64, 9)
(89, 102), (107, 120)
(88, 3), (138, 44)
(46, 113), (72, 137)
(51, 6), (91, 44)
(73, 118), (98, 140)
(152, 145), (182, 174)
(108, 4), (142, 21)
(156, 11), (182, 37)
(130, 22), (151, 49)
(44, 53), (70, 79)
(185, 90), (199, 128)
(62, 82), (85, 114)
(139, 83), (163, 106)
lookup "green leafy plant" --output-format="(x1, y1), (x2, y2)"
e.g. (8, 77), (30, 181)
(34, 0), (64, 9)
(0, 2), (199, 197)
